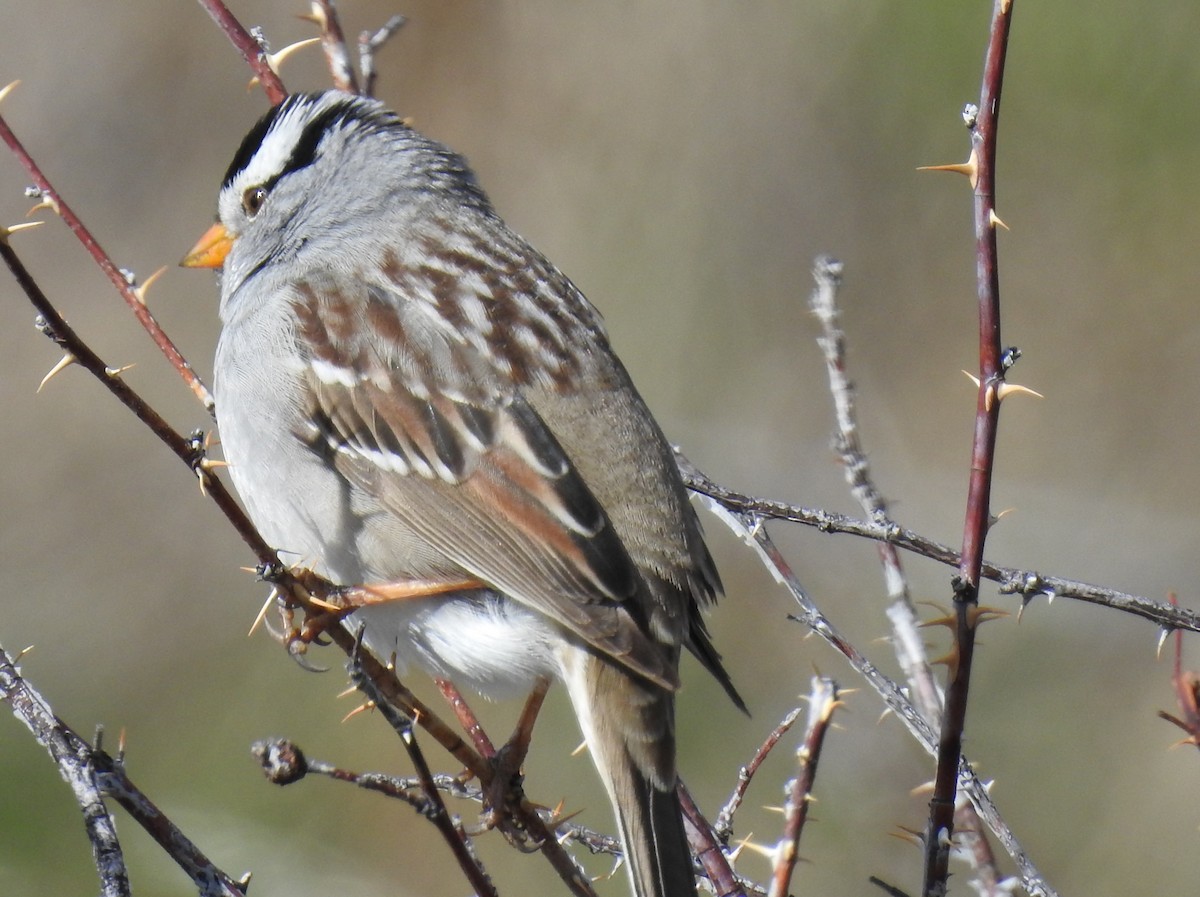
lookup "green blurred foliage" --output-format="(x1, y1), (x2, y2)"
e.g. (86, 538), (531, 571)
(2, 2), (1200, 895)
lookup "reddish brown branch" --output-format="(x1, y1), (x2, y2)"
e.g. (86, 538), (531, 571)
(768, 677), (839, 897)
(678, 782), (747, 897)
(713, 706), (802, 841)
(195, 0), (287, 105)
(925, 1), (1017, 893)
(0, 112), (214, 414)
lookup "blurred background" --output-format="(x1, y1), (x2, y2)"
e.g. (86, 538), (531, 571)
(2, 2), (1199, 894)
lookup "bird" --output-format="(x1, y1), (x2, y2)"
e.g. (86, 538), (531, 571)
(183, 89), (742, 897)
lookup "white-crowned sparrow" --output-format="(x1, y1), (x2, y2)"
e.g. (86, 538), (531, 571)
(183, 90), (741, 897)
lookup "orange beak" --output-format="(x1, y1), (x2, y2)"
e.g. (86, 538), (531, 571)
(180, 222), (234, 269)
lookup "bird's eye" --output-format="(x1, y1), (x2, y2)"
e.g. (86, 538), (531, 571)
(242, 186), (268, 217)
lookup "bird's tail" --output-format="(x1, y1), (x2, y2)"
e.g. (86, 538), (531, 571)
(561, 648), (695, 897)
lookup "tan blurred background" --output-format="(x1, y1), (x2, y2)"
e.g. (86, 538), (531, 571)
(2, 1), (1199, 894)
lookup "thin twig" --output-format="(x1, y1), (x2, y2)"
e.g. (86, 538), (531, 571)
(94, 747), (249, 897)
(679, 459), (1200, 635)
(678, 782), (748, 897)
(925, 3), (1017, 892)
(808, 256), (943, 722)
(713, 706), (803, 841)
(359, 15), (408, 98)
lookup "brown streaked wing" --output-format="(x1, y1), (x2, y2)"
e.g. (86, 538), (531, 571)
(291, 271), (678, 689)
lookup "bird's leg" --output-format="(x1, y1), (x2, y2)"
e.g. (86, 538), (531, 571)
(482, 678), (550, 833)
(436, 678), (498, 760)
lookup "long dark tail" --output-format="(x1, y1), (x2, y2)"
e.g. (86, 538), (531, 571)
(562, 649), (695, 897)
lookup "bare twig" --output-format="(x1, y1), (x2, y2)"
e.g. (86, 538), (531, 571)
(94, 747), (250, 897)
(679, 460), (1200, 636)
(0, 645), (130, 897)
(195, 0), (287, 104)
(3, 645), (251, 896)
(808, 256), (942, 722)
(713, 706), (803, 841)
(359, 15), (408, 98)
(924, 3), (1017, 892)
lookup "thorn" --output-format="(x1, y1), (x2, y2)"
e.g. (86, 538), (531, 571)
(26, 195), (61, 217)
(989, 209), (1010, 230)
(918, 148), (980, 189)
(1157, 627), (1172, 659)
(247, 588), (279, 637)
(236, 872), (253, 889)
(890, 825), (925, 848)
(37, 353), (77, 392)
(306, 592), (343, 613)
(299, 2), (327, 28)
(1016, 596), (1031, 624)
(105, 363), (135, 379)
(0, 219), (45, 244)
(13, 644), (34, 663)
(995, 382), (1044, 403)
(0, 80), (20, 104)
(341, 700), (377, 723)
(1001, 0), (1013, 12)
(968, 606), (1009, 627)
(962, 370), (980, 388)
(133, 266), (167, 305)
(735, 836), (777, 860)
(336, 684), (360, 699)
(248, 37), (322, 88)
(920, 614), (957, 632)
(199, 457), (230, 472)
(570, 739), (588, 758)
(990, 507), (1016, 527)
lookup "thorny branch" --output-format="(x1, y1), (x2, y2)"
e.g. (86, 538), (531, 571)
(925, 3), (1016, 893)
